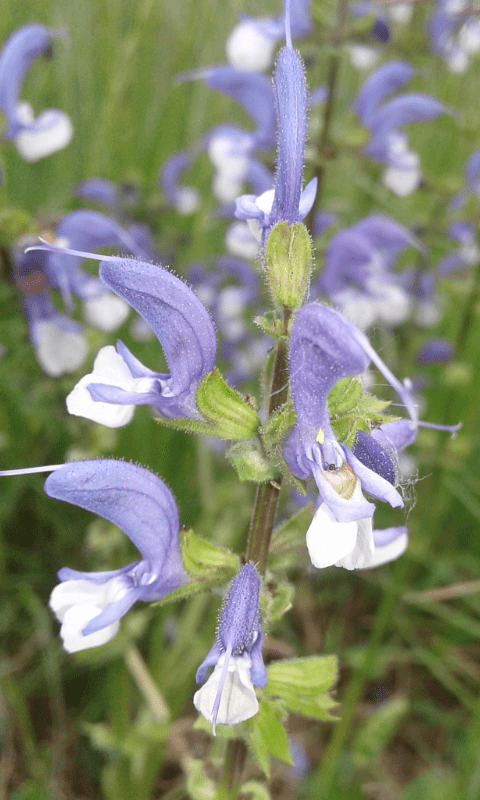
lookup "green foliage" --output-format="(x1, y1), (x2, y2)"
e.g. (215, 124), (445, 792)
(328, 376), (398, 447)
(248, 699), (293, 777)
(0, 207), (32, 245)
(266, 656), (339, 720)
(351, 696), (409, 768)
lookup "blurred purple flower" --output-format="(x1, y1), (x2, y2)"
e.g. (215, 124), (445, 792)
(417, 337), (455, 365)
(428, 0), (480, 73)
(14, 241), (88, 376)
(449, 150), (480, 211)
(355, 61), (446, 195)
(314, 214), (419, 328)
(0, 23), (73, 161)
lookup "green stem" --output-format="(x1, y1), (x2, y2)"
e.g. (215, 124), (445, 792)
(218, 739), (247, 799)
(245, 308), (291, 576)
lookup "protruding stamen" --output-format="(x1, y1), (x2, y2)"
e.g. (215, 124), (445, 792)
(0, 463), (66, 476)
(285, 0), (292, 49)
(25, 238), (124, 263)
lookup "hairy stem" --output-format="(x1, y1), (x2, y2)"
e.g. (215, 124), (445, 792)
(245, 308), (291, 575)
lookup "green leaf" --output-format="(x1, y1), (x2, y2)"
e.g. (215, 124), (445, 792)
(185, 758), (216, 800)
(266, 656), (339, 720)
(351, 696), (409, 768)
(248, 699), (293, 777)
(397, 768), (457, 800)
(265, 580), (295, 622)
(196, 369), (260, 440)
(227, 442), (276, 482)
(356, 394), (392, 415)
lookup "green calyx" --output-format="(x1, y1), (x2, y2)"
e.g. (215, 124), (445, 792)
(265, 221), (311, 308)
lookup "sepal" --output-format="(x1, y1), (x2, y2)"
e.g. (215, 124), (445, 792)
(264, 221), (311, 308)
(227, 442), (276, 482)
(152, 530), (238, 605)
(328, 376), (398, 448)
(254, 311), (286, 341)
(261, 401), (296, 447)
(181, 528), (238, 579)
(196, 369), (260, 439)
(263, 579), (295, 622)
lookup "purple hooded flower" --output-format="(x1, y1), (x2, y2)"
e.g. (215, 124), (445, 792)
(284, 302), (416, 569)
(234, 41), (317, 243)
(26, 243), (218, 427)
(354, 61), (446, 196)
(0, 23), (73, 161)
(46, 459), (188, 652)
(194, 563), (267, 733)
